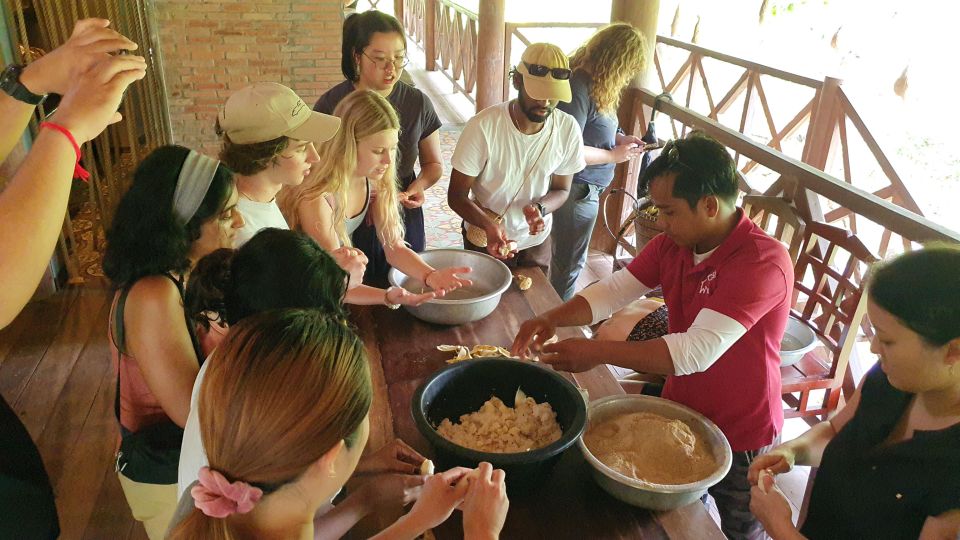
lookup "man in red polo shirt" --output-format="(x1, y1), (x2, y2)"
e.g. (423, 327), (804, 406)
(513, 133), (793, 540)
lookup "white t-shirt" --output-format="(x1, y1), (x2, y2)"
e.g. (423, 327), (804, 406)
(178, 358), (211, 498)
(451, 102), (585, 250)
(234, 198), (289, 247)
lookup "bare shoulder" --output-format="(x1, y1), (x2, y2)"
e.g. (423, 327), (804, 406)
(126, 275), (182, 312)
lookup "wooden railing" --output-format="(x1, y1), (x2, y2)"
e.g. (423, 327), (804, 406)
(653, 37), (925, 257)
(404, 0), (479, 103)
(623, 87), (960, 254)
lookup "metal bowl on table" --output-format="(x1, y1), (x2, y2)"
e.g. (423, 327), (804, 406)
(779, 314), (819, 367)
(388, 248), (512, 325)
(578, 394), (732, 511)
(412, 358), (588, 492)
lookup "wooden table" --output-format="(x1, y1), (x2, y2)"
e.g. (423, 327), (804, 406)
(350, 268), (724, 539)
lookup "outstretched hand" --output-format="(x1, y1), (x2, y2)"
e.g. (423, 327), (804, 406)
(511, 316), (557, 359)
(425, 266), (473, 295)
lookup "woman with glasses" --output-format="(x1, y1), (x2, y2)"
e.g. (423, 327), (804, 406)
(550, 23), (650, 301)
(315, 10), (443, 285)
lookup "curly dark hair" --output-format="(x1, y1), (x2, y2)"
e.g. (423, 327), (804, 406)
(103, 145), (234, 288)
(638, 132), (739, 209)
(186, 228), (348, 329)
(341, 10), (406, 82)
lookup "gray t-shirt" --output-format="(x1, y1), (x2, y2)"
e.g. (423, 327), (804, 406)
(556, 68), (620, 188)
(314, 80), (442, 185)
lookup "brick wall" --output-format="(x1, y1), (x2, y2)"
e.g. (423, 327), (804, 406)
(153, 0), (346, 154)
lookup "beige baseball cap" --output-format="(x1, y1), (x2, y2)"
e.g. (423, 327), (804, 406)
(218, 82), (341, 144)
(516, 42), (572, 103)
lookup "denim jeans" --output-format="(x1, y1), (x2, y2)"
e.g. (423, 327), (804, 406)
(549, 181), (604, 301)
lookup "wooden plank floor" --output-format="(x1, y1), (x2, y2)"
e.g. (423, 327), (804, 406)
(0, 286), (147, 539)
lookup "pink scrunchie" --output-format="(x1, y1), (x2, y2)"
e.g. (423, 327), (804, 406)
(191, 466), (264, 518)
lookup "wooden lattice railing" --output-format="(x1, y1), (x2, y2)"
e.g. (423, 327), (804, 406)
(403, 0), (478, 103)
(653, 37), (925, 258)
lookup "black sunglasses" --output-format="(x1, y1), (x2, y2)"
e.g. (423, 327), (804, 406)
(523, 62), (571, 80)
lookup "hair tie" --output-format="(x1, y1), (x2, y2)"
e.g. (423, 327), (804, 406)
(191, 466), (263, 518)
(173, 150), (221, 223)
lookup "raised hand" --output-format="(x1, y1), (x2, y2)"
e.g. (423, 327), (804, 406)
(522, 204), (546, 235)
(21, 18), (139, 96)
(50, 53), (147, 144)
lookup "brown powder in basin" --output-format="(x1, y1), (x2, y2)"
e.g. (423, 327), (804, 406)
(584, 412), (716, 485)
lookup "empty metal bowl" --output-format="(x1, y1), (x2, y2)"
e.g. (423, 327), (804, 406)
(412, 358), (588, 492)
(578, 394), (732, 511)
(780, 315), (819, 367)
(388, 248), (512, 325)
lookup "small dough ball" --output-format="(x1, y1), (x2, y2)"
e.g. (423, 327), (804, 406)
(515, 274), (532, 291)
(420, 459), (435, 476)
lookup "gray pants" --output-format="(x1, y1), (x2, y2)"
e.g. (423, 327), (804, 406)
(705, 437), (781, 540)
(549, 182), (604, 301)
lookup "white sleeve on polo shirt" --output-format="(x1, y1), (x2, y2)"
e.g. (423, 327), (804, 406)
(578, 268), (654, 324)
(662, 309), (748, 376)
(578, 267), (748, 376)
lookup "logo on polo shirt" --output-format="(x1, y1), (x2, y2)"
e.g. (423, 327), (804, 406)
(699, 270), (717, 295)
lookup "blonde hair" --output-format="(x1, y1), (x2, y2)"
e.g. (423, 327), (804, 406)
(168, 309), (372, 540)
(279, 90), (404, 248)
(569, 23), (648, 116)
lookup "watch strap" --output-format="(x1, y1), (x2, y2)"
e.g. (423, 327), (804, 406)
(1, 64), (45, 105)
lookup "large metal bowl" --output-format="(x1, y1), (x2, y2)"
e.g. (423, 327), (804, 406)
(578, 394), (732, 511)
(388, 248), (512, 325)
(780, 315), (819, 367)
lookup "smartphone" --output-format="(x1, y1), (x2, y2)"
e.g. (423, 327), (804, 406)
(641, 141), (665, 151)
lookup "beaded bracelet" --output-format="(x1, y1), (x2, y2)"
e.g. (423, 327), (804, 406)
(39, 121), (90, 182)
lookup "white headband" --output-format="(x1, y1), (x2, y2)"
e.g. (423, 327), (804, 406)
(172, 150), (221, 223)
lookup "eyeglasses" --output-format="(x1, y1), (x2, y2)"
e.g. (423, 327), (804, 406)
(362, 50), (409, 70)
(522, 62), (571, 80)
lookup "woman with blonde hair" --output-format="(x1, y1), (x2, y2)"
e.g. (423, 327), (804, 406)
(550, 23), (651, 301)
(279, 89), (471, 306)
(168, 309), (508, 539)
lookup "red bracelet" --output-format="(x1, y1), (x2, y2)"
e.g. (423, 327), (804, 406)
(39, 121), (90, 182)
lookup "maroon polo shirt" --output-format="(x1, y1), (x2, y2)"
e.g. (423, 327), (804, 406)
(627, 210), (793, 451)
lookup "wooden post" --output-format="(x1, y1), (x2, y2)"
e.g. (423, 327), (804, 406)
(797, 76), (843, 224)
(424, 0), (437, 71)
(394, 0), (403, 20)
(475, 0), (506, 112)
(590, 0), (661, 254)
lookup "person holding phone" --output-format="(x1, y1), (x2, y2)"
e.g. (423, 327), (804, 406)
(549, 23), (650, 301)
(0, 18), (145, 538)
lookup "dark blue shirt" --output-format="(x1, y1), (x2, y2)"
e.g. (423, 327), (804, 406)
(556, 68), (619, 188)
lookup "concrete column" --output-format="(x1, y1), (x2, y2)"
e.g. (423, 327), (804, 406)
(475, 0), (506, 112)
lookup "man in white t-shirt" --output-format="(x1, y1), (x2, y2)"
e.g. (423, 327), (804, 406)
(449, 42), (585, 274)
(216, 82), (341, 246)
